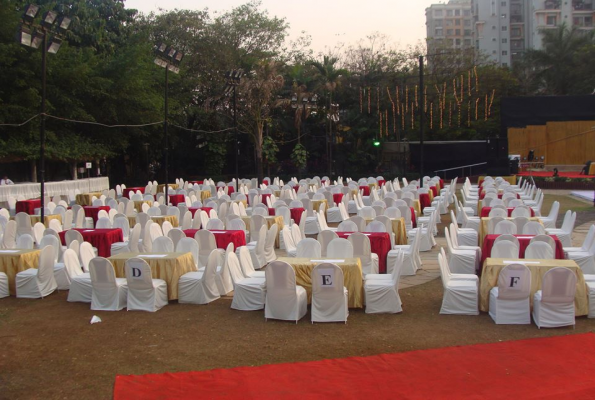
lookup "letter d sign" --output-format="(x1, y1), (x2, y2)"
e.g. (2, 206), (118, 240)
(132, 267), (142, 278)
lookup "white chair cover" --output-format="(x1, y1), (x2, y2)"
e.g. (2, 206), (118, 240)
(438, 251), (478, 315)
(178, 248), (221, 305)
(124, 258), (168, 312)
(296, 238), (321, 258)
(364, 251), (404, 314)
(311, 263), (349, 323)
(489, 263), (531, 324)
(227, 249), (265, 311)
(533, 267), (577, 328)
(16, 245), (57, 298)
(327, 238), (353, 258)
(264, 261), (307, 322)
(525, 241), (554, 259)
(90, 257), (128, 311)
(491, 240), (519, 259)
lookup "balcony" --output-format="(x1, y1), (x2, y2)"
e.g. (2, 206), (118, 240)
(573, 0), (594, 11)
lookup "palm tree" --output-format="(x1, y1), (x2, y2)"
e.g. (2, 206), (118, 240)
(309, 56), (349, 175)
(527, 24), (593, 95)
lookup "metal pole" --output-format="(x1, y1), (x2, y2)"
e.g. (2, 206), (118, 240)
(234, 85), (239, 187)
(164, 65), (169, 206)
(419, 55), (424, 185)
(40, 33), (47, 221)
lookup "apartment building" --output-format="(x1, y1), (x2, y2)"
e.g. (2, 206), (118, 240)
(425, 0), (475, 56)
(427, 0), (595, 66)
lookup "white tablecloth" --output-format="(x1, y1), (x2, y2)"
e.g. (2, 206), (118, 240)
(0, 177), (110, 202)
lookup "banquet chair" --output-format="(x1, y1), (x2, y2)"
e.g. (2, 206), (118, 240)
(444, 227), (477, 274)
(565, 237), (595, 274)
(66, 249), (92, 303)
(311, 263), (349, 323)
(364, 250), (404, 314)
(539, 201), (560, 230)
(79, 242), (95, 273)
(525, 241), (554, 259)
(161, 221), (173, 237)
(206, 218), (225, 230)
(125, 258), (168, 312)
(263, 224), (278, 263)
(249, 214), (267, 245)
(167, 228), (186, 250)
(511, 206), (531, 218)
(16, 245), (57, 299)
(491, 240), (519, 259)
(32, 222), (45, 246)
(113, 217), (130, 242)
(227, 248), (265, 311)
(195, 229), (217, 269)
(15, 212), (33, 238)
(438, 251), (479, 315)
(264, 260), (308, 323)
(494, 220), (517, 235)
(178, 249), (221, 305)
(546, 210), (576, 247)
(111, 223), (141, 256)
(513, 217), (530, 234)
(564, 224), (595, 255)
(327, 238), (353, 259)
(348, 215), (367, 232)
(180, 211), (192, 230)
(449, 211), (478, 246)
(152, 236), (174, 253)
(0, 272), (8, 298)
(149, 222), (163, 242)
(281, 227), (297, 257)
(39, 232), (62, 263)
(296, 238), (322, 258)
(176, 238), (199, 270)
(317, 230), (339, 257)
(488, 208), (508, 218)
(16, 234), (34, 250)
(494, 234), (520, 248)
(489, 263), (531, 324)
(389, 225), (422, 276)
(214, 244), (235, 296)
(348, 232), (379, 275)
(522, 221), (546, 235)
(238, 246), (265, 279)
(385, 207), (401, 219)
(96, 217), (112, 229)
(227, 218), (249, 242)
(337, 220), (358, 232)
(533, 267), (576, 328)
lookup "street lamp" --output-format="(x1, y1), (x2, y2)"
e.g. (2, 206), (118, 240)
(154, 43), (184, 205)
(17, 4), (71, 221)
(225, 69), (244, 187)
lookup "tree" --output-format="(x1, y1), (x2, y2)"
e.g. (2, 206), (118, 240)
(238, 60), (284, 181)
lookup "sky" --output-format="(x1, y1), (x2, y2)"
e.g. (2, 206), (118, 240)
(124, 0), (438, 54)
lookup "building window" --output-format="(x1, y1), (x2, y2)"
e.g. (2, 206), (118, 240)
(447, 29), (454, 35)
(464, 19), (471, 26)
(502, 62), (508, 67)
(502, 50), (508, 55)
(501, 14), (507, 19)
(502, 38), (508, 43)
(446, 19), (453, 26)
(464, 29), (472, 36)
(492, 25), (497, 29)
(455, 9), (461, 16)
(546, 16), (557, 26)
(455, 29), (461, 35)
(435, 28), (443, 36)
(464, 10), (471, 16)
(455, 19), (461, 25)
(492, 37), (497, 41)
(464, 38), (472, 46)
(434, 10), (443, 17)
(456, 38), (461, 46)
(511, 27), (521, 36)
(447, 9), (454, 16)
(501, 1), (507, 6)
(435, 19), (443, 27)
(502, 25), (508, 31)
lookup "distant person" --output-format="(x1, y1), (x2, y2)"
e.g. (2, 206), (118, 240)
(581, 161), (592, 175)
(552, 168), (559, 177)
(0, 175), (14, 185)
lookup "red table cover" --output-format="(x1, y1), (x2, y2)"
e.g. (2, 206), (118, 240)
(59, 228), (123, 258)
(336, 232), (391, 274)
(333, 193), (344, 205)
(378, 179), (386, 187)
(291, 208), (305, 225)
(188, 207), (212, 217)
(183, 229), (246, 249)
(16, 199), (41, 215)
(189, 181), (203, 185)
(169, 194), (185, 206)
(262, 179), (270, 185)
(83, 206), (111, 224)
(480, 207), (535, 218)
(268, 208), (276, 216)
(123, 187), (145, 198)
(260, 193), (272, 205)
(480, 234), (564, 267)
(410, 207), (417, 228)
(359, 186), (371, 196)
(419, 193), (431, 211)
(430, 186), (438, 197)
(479, 191), (520, 200)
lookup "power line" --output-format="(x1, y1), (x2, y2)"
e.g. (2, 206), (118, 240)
(0, 114), (41, 127)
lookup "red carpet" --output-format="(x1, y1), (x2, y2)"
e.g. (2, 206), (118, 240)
(517, 171), (595, 179)
(114, 333), (595, 399)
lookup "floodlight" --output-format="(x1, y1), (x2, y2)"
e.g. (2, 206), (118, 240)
(41, 10), (58, 28)
(22, 4), (40, 23)
(154, 58), (167, 68)
(31, 30), (44, 49)
(47, 37), (62, 54)
(173, 51), (184, 64)
(166, 47), (177, 60)
(17, 26), (33, 47)
(167, 64), (180, 74)
(156, 43), (167, 54)
(57, 16), (71, 31)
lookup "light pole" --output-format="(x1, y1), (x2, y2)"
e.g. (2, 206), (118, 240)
(154, 43), (183, 205)
(17, 5), (71, 221)
(290, 93), (317, 177)
(225, 70), (244, 187)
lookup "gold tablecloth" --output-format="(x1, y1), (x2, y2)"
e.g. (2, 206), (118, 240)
(277, 257), (363, 308)
(589, 164), (595, 175)
(76, 192), (103, 206)
(12, 214), (62, 228)
(156, 184), (179, 194)
(200, 190), (212, 202)
(392, 217), (408, 245)
(412, 199), (421, 216)
(312, 199), (328, 213)
(368, 183), (378, 189)
(150, 215), (179, 228)
(127, 216), (137, 227)
(480, 258), (588, 316)
(0, 249), (40, 295)
(241, 215), (284, 248)
(133, 200), (153, 213)
(109, 252), (195, 300)
(478, 176), (517, 185)
(479, 217), (542, 246)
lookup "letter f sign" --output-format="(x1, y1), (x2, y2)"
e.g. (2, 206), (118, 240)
(509, 276), (520, 287)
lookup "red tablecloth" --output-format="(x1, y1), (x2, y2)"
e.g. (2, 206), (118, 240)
(183, 229), (246, 249)
(479, 191), (520, 200)
(378, 179), (386, 187)
(410, 207), (417, 228)
(480, 234), (564, 267)
(188, 207), (212, 217)
(439, 179), (444, 189)
(169, 194), (185, 206)
(333, 193), (344, 205)
(83, 206), (110, 224)
(189, 181), (203, 185)
(359, 186), (371, 196)
(263, 179), (270, 185)
(291, 208), (305, 225)
(16, 199), (41, 215)
(261, 193), (272, 205)
(123, 187), (145, 198)
(480, 207), (535, 218)
(419, 193), (431, 211)
(59, 228), (123, 258)
(430, 186), (438, 197)
(268, 208), (276, 216)
(337, 232), (391, 274)
(226, 186), (235, 195)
